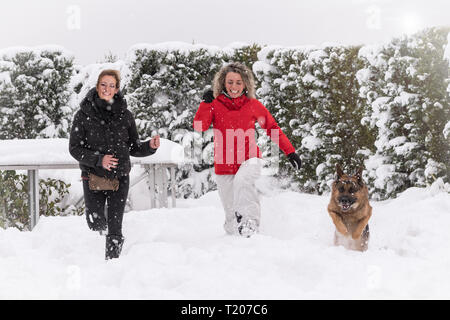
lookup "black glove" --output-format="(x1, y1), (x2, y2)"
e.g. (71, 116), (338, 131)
(287, 152), (301, 170)
(202, 89), (214, 103)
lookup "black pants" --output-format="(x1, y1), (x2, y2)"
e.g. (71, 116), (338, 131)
(82, 175), (130, 236)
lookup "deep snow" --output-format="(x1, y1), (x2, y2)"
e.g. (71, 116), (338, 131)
(0, 177), (449, 300)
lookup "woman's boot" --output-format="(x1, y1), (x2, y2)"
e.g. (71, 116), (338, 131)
(105, 234), (124, 260)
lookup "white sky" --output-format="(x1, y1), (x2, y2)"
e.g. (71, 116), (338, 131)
(0, 0), (449, 65)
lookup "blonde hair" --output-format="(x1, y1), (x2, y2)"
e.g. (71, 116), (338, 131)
(213, 62), (256, 99)
(96, 69), (121, 89)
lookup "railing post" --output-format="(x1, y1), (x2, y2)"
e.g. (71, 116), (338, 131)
(143, 163), (176, 209)
(28, 169), (39, 231)
(144, 164), (156, 208)
(170, 166), (176, 208)
(161, 165), (168, 208)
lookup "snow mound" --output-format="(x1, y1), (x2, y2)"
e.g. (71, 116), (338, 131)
(0, 184), (449, 299)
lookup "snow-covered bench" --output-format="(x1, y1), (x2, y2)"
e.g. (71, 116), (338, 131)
(0, 138), (187, 230)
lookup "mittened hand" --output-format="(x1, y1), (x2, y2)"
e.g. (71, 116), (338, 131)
(202, 89), (214, 103)
(287, 152), (301, 170)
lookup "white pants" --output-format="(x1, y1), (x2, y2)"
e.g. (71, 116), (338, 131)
(215, 158), (262, 235)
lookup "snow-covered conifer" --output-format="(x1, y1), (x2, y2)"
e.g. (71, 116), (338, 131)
(0, 46), (74, 139)
(360, 27), (449, 199)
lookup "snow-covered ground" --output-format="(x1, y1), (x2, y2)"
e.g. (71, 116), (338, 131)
(1, 177), (449, 300)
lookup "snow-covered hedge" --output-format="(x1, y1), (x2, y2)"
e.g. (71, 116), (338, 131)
(0, 28), (448, 202)
(0, 46), (74, 139)
(255, 44), (375, 194)
(0, 47), (78, 226)
(254, 27), (449, 198)
(359, 27), (450, 199)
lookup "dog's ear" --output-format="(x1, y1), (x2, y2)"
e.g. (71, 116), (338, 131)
(355, 166), (364, 184)
(336, 163), (344, 179)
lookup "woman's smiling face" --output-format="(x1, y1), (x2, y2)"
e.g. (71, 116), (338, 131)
(96, 75), (119, 101)
(225, 72), (245, 98)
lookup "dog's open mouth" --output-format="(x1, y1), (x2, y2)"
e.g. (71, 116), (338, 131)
(340, 203), (352, 211)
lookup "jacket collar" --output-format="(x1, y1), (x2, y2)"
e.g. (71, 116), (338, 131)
(216, 93), (250, 111)
(80, 88), (126, 118)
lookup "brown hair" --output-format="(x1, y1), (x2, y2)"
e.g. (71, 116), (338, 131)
(213, 62), (256, 99)
(96, 69), (121, 89)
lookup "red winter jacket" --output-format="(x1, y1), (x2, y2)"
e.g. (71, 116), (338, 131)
(193, 94), (295, 175)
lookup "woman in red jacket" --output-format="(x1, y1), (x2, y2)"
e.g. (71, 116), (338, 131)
(193, 62), (301, 237)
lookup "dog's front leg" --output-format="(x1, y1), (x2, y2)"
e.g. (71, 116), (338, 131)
(328, 210), (349, 236)
(351, 208), (372, 240)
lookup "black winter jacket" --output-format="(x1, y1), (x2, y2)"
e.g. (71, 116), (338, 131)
(69, 88), (156, 179)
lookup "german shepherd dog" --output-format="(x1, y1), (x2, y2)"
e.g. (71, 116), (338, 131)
(327, 164), (372, 251)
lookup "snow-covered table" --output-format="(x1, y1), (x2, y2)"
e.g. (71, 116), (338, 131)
(0, 138), (187, 230)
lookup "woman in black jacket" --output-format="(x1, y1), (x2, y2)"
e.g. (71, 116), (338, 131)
(69, 69), (160, 260)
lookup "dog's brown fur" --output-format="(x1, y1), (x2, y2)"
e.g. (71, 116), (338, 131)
(327, 164), (372, 251)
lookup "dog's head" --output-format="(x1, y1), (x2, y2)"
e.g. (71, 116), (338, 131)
(332, 164), (365, 212)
